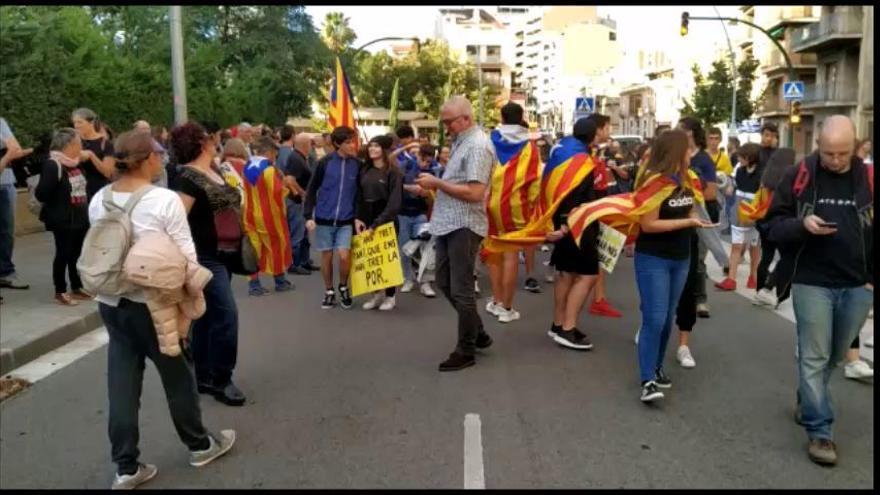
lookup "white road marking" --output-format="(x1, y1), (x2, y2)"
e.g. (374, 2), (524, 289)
(463, 413), (485, 489)
(4, 328), (108, 385)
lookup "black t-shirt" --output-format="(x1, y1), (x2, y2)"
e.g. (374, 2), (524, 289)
(284, 150), (312, 204)
(795, 166), (866, 287)
(80, 137), (114, 199)
(171, 167), (242, 261)
(636, 186), (695, 260)
(734, 164), (762, 194)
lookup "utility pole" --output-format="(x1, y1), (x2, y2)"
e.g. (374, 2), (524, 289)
(477, 46), (484, 127)
(713, 6), (738, 140)
(169, 6), (188, 125)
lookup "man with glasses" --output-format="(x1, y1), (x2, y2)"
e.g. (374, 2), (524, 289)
(416, 96), (495, 371)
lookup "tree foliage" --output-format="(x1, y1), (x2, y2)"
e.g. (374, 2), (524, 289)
(0, 5), (332, 146)
(680, 54), (762, 128)
(321, 12), (356, 55)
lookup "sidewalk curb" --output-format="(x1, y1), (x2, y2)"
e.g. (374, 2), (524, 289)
(0, 310), (103, 376)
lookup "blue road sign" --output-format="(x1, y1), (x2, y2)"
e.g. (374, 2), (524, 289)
(783, 81), (805, 101)
(575, 97), (594, 114)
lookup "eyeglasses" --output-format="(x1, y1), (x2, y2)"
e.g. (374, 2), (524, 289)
(441, 115), (464, 126)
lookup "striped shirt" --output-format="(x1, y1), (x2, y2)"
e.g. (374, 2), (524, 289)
(430, 126), (495, 237)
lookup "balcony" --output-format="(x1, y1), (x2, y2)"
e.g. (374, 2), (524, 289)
(801, 84), (858, 108)
(763, 6), (819, 32)
(757, 85), (818, 117)
(792, 12), (863, 53)
(761, 49), (817, 75)
(468, 54), (502, 65)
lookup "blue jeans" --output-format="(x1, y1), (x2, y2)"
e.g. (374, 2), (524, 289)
(190, 258), (239, 386)
(314, 224), (352, 252)
(398, 214), (427, 282)
(0, 183), (16, 278)
(792, 283), (873, 440)
(286, 200), (307, 268)
(634, 251), (691, 383)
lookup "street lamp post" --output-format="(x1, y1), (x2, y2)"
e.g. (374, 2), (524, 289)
(712, 6), (738, 139)
(169, 6), (188, 125)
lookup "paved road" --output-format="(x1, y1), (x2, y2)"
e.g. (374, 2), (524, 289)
(0, 250), (874, 489)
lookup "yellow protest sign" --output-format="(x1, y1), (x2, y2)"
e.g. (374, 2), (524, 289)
(349, 222), (405, 297)
(597, 223), (627, 274)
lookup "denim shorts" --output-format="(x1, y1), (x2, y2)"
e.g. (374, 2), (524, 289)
(314, 224), (353, 251)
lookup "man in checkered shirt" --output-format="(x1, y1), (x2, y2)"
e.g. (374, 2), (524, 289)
(416, 96), (495, 372)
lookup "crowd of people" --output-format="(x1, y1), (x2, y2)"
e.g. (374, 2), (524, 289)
(0, 95), (873, 487)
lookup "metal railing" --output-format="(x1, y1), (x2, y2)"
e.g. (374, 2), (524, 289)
(803, 84), (858, 103)
(792, 12), (863, 51)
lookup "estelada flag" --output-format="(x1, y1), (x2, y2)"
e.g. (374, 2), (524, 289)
(567, 170), (704, 248)
(328, 57), (356, 133)
(738, 186), (773, 224)
(482, 127), (543, 254)
(482, 135), (595, 249)
(240, 156), (292, 275)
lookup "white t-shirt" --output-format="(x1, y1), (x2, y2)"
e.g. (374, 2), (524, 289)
(87, 186), (197, 307)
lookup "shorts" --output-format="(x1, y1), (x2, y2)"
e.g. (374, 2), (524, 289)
(549, 230), (599, 276)
(314, 224), (353, 252)
(731, 225), (759, 247)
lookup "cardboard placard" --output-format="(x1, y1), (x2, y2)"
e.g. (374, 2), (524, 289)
(597, 223), (627, 274)
(349, 222), (405, 297)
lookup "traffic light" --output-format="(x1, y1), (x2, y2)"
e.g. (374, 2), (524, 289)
(790, 101), (802, 125)
(681, 12), (690, 36)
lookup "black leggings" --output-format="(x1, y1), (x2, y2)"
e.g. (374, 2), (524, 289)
(755, 227), (791, 303)
(52, 227), (87, 294)
(676, 233), (700, 332)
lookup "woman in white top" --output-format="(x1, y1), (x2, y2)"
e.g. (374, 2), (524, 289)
(88, 131), (235, 490)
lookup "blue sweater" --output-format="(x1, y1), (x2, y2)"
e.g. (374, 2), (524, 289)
(303, 151), (361, 225)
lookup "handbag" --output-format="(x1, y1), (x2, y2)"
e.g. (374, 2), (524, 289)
(213, 207), (258, 276)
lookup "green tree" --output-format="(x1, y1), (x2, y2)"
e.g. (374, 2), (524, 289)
(321, 12), (356, 54)
(681, 54), (762, 128)
(388, 78), (400, 130)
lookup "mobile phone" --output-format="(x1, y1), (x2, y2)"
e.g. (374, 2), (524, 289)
(818, 221), (838, 228)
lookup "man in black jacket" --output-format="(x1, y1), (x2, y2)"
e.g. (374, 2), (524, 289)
(284, 133), (315, 275)
(764, 115), (873, 467)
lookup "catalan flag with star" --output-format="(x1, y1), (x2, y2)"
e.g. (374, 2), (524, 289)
(738, 187), (772, 225)
(566, 169), (704, 248)
(240, 156), (292, 275)
(482, 127), (543, 254)
(328, 56), (356, 131)
(482, 135), (596, 249)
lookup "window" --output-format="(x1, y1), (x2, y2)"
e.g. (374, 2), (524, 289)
(609, 32), (616, 41)
(824, 62), (838, 100)
(486, 45), (501, 57)
(466, 45), (478, 56)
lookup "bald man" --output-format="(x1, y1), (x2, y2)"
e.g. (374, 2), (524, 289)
(764, 115), (874, 466)
(283, 131), (314, 275)
(133, 120), (151, 132)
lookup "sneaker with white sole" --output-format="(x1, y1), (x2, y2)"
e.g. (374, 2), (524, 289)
(485, 300), (502, 316)
(379, 296), (396, 311)
(552, 328), (593, 350)
(676, 345), (696, 369)
(498, 307), (521, 323)
(112, 463), (158, 490)
(362, 292), (384, 310)
(752, 288), (777, 307)
(420, 282), (436, 298)
(844, 360), (873, 380)
(640, 381), (664, 403)
(401, 280), (415, 293)
(189, 430), (236, 467)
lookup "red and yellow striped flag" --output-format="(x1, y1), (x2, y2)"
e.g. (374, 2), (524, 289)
(328, 57), (356, 131)
(567, 170), (704, 248)
(239, 157), (292, 275)
(483, 130), (542, 254)
(738, 187), (772, 224)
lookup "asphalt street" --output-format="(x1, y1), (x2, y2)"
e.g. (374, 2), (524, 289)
(0, 249), (874, 489)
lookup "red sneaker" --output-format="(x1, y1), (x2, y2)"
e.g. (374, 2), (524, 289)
(715, 278), (737, 291)
(589, 299), (623, 318)
(746, 276), (757, 289)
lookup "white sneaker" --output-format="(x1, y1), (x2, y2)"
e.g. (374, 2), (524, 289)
(676, 345), (696, 369)
(844, 360), (874, 380)
(362, 292), (384, 310)
(112, 463), (158, 490)
(420, 282), (436, 298)
(865, 334), (874, 348)
(379, 296), (396, 311)
(485, 300), (502, 316)
(498, 307), (521, 323)
(401, 280), (415, 293)
(752, 288), (777, 307)
(634, 329), (640, 345)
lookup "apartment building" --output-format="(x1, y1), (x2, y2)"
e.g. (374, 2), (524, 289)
(791, 5), (873, 145)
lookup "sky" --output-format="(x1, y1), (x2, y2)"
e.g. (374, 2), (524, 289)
(304, 5), (743, 54)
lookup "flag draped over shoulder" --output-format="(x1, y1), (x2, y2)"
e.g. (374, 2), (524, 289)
(241, 156), (292, 275)
(482, 135), (595, 249)
(482, 127), (542, 254)
(328, 57), (356, 130)
(738, 186), (772, 224)
(567, 170), (704, 248)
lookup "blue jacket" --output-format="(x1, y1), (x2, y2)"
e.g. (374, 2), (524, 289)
(303, 151), (361, 225)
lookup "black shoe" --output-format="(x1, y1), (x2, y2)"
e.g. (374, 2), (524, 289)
(476, 333), (493, 350)
(306, 263), (320, 272)
(288, 266), (310, 276)
(654, 368), (672, 389)
(641, 381), (664, 403)
(548, 323), (562, 339)
(212, 381), (246, 407)
(573, 328), (591, 346)
(524, 277), (541, 293)
(197, 381), (219, 395)
(321, 290), (336, 309)
(439, 352), (475, 372)
(552, 328), (593, 350)
(338, 284), (353, 309)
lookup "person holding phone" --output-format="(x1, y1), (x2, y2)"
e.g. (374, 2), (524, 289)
(631, 130), (716, 403)
(764, 115), (873, 466)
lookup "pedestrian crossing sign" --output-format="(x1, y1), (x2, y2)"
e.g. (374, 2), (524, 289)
(575, 97), (594, 114)
(783, 81), (805, 101)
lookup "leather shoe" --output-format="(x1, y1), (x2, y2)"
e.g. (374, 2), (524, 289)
(476, 333), (493, 350)
(212, 381), (246, 406)
(439, 352), (475, 372)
